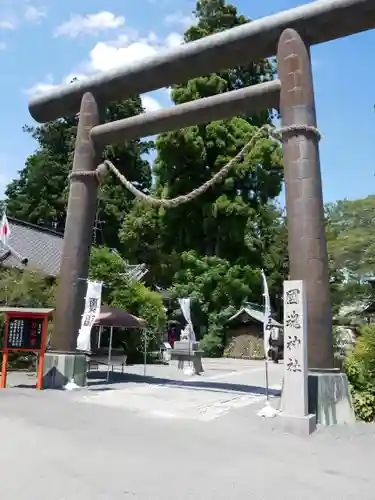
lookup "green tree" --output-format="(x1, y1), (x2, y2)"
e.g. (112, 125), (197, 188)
(5, 95), (152, 250)
(0, 268), (56, 308)
(325, 196), (375, 311)
(176, 0), (275, 127)
(89, 246), (166, 333)
(119, 200), (180, 287)
(0, 268), (57, 367)
(120, 0), (284, 284)
(5, 118), (76, 231)
(345, 324), (375, 421)
(326, 196), (375, 279)
(117, 1), (288, 355)
(169, 251), (261, 355)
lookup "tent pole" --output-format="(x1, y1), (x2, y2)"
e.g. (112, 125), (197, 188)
(143, 329), (147, 377)
(98, 325), (103, 348)
(107, 326), (113, 383)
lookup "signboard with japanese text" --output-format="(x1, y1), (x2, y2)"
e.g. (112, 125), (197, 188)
(1, 311), (48, 390)
(7, 317), (44, 350)
(281, 280), (309, 417)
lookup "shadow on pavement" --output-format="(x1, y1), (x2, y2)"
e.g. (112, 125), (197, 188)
(87, 371), (281, 397)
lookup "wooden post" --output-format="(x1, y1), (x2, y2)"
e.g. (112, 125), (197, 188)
(1, 314), (9, 388)
(36, 315), (48, 390)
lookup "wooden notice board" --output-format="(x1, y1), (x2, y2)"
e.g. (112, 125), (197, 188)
(1, 311), (48, 390)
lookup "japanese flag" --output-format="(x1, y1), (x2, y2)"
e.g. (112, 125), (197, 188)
(0, 211), (10, 246)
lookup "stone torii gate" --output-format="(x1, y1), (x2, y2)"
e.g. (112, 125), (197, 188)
(28, 0), (375, 390)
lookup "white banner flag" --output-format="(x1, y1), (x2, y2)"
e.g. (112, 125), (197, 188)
(261, 269), (272, 358)
(77, 280), (102, 353)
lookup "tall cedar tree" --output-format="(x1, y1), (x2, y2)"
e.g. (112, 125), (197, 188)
(120, 0), (285, 286)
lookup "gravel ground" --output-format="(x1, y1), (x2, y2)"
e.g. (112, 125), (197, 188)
(0, 359), (374, 499)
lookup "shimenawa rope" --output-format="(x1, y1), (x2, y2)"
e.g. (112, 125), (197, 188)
(69, 123), (320, 208)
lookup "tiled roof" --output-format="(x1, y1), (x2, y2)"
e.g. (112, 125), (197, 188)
(228, 302), (283, 327)
(0, 217), (148, 280)
(0, 217), (63, 277)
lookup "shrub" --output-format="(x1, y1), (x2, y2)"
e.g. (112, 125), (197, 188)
(200, 331), (223, 357)
(351, 392), (375, 422)
(344, 324), (375, 422)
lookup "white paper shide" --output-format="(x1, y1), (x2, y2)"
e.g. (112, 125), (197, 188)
(178, 297), (196, 342)
(281, 280), (308, 417)
(76, 280), (103, 353)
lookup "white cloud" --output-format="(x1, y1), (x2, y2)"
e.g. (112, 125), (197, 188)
(165, 32), (183, 48)
(26, 74), (162, 115)
(84, 34), (173, 112)
(0, 21), (14, 30)
(0, 2), (46, 29)
(86, 30), (184, 74)
(164, 13), (194, 28)
(63, 73), (88, 85)
(142, 95), (162, 113)
(88, 40), (157, 73)
(24, 5), (46, 23)
(25, 74), (55, 96)
(25, 72), (89, 97)
(54, 11), (125, 38)
(27, 27), (187, 115)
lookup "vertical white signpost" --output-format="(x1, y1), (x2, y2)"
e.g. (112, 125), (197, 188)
(280, 280), (316, 435)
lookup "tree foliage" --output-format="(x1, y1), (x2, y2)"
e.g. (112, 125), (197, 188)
(5, 97), (152, 249)
(0, 268), (56, 310)
(118, 0), (287, 349)
(325, 196), (375, 311)
(326, 196), (375, 279)
(345, 324), (375, 421)
(3, 0), (291, 357)
(89, 247), (166, 333)
(170, 251), (261, 355)
(0, 268), (57, 366)
(3, 0), (373, 363)
(179, 0), (275, 127)
(120, 0), (283, 268)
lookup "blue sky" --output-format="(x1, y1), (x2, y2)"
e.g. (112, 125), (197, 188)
(0, 0), (374, 204)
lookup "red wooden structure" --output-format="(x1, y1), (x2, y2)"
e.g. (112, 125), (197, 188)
(0, 307), (51, 390)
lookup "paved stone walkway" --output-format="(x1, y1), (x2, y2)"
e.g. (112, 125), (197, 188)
(1, 359), (374, 499)
(80, 359), (282, 421)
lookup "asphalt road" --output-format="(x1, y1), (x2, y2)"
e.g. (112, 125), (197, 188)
(1, 359), (374, 499)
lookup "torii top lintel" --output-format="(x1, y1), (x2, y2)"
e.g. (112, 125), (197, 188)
(29, 0), (375, 123)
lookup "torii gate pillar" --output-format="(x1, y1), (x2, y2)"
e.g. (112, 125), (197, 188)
(277, 29), (354, 426)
